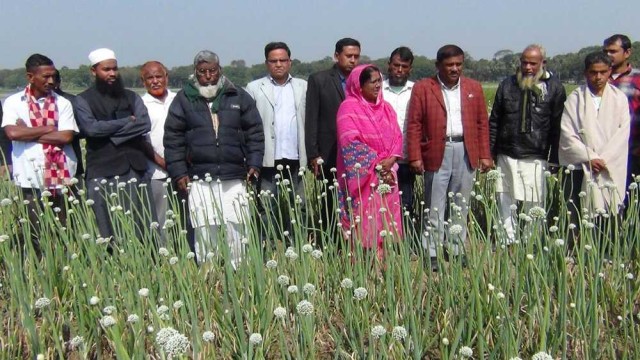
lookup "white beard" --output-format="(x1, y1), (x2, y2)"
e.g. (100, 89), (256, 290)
(517, 68), (545, 91)
(198, 84), (219, 98)
(190, 74), (221, 99)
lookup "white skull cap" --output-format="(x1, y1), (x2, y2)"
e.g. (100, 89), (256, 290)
(88, 48), (116, 66)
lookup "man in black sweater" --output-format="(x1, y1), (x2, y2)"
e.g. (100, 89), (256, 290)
(53, 69), (84, 182)
(0, 103), (10, 178)
(75, 48), (156, 242)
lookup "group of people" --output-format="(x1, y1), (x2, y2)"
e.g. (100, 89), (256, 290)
(0, 33), (638, 267)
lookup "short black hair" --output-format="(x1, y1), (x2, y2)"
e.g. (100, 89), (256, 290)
(25, 54), (54, 72)
(584, 51), (612, 70)
(335, 38), (361, 54)
(264, 42), (291, 59)
(359, 65), (380, 87)
(604, 34), (632, 51)
(436, 45), (464, 63)
(389, 46), (414, 65)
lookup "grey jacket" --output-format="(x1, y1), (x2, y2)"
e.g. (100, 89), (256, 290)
(246, 76), (307, 168)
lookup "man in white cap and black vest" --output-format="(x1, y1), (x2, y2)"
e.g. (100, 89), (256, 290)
(75, 48), (157, 243)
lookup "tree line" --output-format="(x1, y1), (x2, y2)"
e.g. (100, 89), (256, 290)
(0, 42), (638, 90)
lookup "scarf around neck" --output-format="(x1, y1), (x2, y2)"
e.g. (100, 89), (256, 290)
(519, 71), (549, 134)
(183, 77), (226, 114)
(25, 85), (71, 189)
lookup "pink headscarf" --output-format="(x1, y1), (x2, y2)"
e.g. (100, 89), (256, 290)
(339, 64), (401, 162)
(344, 64), (396, 121)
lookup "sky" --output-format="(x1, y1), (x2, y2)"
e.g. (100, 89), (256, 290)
(1, 0), (639, 69)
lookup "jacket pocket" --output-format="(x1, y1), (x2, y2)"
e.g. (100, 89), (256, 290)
(238, 129), (247, 160)
(420, 139), (431, 155)
(504, 98), (520, 114)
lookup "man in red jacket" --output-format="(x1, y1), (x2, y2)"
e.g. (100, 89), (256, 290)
(406, 44), (492, 264)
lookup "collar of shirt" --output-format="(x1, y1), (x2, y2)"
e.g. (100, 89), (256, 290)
(611, 64), (637, 81)
(269, 74), (293, 86)
(339, 73), (347, 91)
(142, 89), (175, 104)
(436, 74), (460, 91)
(20, 91), (56, 103)
(383, 79), (413, 94)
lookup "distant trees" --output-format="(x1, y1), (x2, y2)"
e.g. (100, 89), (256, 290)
(1, 42), (639, 91)
(493, 49), (514, 60)
(546, 45), (602, 83)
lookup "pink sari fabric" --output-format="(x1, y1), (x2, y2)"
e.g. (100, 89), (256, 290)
(336, 64), (403, 250)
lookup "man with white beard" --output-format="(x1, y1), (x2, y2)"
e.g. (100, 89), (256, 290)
(489, 44), (566, 243)
(164, 50), (264, 266)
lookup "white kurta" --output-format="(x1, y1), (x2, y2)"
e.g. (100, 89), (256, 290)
(188, 179), (249, 266)
(142, 90), (176, 180)
(559, 84), (630, 211)
(495, 155), (546, 202)
(188, 179), (249, 226)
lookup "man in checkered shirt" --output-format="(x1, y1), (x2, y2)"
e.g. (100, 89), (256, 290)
(604, 34), (640, 186)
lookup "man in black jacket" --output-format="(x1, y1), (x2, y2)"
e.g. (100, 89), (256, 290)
(164, 50), (264, 266)
(305, 38), (360, 176)
(53, 69), (84, 182)
(75, 48), (156, 242)
(0, 103), (10, 178)
(304, 38), (360, 247)
(489, 44), (566, 244)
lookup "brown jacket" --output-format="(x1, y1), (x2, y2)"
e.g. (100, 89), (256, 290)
(406, 76), (490, 171)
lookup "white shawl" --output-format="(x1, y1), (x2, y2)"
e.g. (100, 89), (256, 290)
(559, 84), (630, 212)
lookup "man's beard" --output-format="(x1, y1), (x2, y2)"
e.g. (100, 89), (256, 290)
(517, 67), (545, 91)
(96, 75), (125, 97)
(388, 75), (408, 87)
(192, 76), (221, 99)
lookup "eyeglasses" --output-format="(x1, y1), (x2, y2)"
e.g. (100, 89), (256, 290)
(267, 59), (290, 64)
(196, 67), (220, 76)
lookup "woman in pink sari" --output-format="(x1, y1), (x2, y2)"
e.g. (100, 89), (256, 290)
(336, 64), (403, 259)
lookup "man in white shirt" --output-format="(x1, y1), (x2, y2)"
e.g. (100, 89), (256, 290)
(383, 46), (415, 214)
(140, 61), (176, 241)
(246, 42), (307, 240)
(2, 53), (79, 246)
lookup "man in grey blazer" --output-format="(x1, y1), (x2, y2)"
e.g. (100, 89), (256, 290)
(246, 42), (307, 239)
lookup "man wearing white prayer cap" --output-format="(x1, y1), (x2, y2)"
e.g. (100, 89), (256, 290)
(74, 48), (158, 244)
(88, 48), (116, 66)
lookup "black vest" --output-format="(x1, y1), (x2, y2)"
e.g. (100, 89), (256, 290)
(56, 90), (84, 177)
(78, 87), (148, 179)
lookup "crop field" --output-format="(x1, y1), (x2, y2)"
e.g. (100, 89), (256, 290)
(0, 166), (638, 359)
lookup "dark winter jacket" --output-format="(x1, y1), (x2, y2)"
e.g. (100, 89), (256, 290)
(164, 78), (264, 181)
(489, 73), (566, 163)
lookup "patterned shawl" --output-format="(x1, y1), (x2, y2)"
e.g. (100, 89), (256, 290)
(25, 86), (71, 189)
